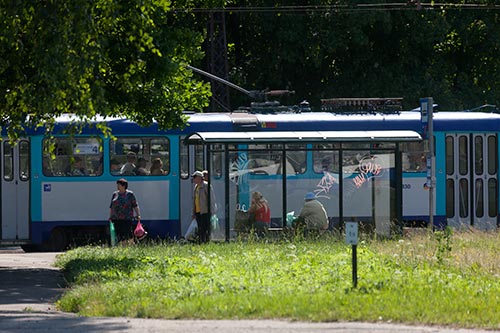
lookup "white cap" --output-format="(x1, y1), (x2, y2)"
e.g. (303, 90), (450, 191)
(191, 170), (203, 178)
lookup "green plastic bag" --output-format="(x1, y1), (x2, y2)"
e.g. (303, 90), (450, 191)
(109, 220), (117, 246)
(286, 211), (296, 227)
(211, 214), (219, 231)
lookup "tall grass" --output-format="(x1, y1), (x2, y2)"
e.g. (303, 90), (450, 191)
(55, 230), (500, 329)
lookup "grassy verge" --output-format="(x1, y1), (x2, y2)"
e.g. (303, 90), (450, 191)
(55, 230), (500, 329)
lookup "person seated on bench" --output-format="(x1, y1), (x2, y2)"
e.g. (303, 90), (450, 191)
(295, 192), (328, 234)
(249, 191), (271, 236)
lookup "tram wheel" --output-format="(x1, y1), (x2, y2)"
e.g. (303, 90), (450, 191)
(44, 227), (69, 252)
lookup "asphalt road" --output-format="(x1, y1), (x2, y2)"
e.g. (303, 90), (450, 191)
(0, 247), (498, 333)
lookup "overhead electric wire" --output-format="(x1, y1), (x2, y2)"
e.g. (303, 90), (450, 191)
(173, 3), (500, 13)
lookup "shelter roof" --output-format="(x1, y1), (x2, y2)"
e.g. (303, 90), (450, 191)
(184, 130), (422, 145)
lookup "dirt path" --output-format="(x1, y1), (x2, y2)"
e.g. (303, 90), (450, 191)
(0, 247), (498, 333)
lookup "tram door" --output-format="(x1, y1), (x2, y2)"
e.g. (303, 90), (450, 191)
(1, 140), (30, 242)
(446, 134), (498, 230)
(179, 139), (205, 238)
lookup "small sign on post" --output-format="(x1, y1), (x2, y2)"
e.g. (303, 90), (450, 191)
(345, 222), (358, 245)
(345, 222), (358, 288)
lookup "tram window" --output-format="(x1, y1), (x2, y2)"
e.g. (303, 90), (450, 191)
(342, 143), (370, 149)
(247, 144), (301, 175)
(228, 148), (247, 178)
(459, 178), (468, 218)
(247, 148), (282, 175)
(210, 144), (224, 178)
(342, 150), (373, 174)
(343, 151), (361, 172)
(286, 144), (306, 174)
(194, 144), (204, 172)
(19, 140), (30, 181)
(474, 136), (483, 175)
(488, 179), (498, 218)
(446, 179), (455, 218)
(3, 142), (13, 181)
(150, 138), (170, 175)
(445, 136), (454, 175)
(42, 137), (103, 177)
(488, 135), (497, 176)
(371, 142), (396, 149)
(180, 139), (189, 179)
(313, 147), (338, 173)
(110, 137), (169, 176)
(400, 141), (426, 172)
(475, 179), (484, 218)
(110, 138), (143, 176)
(458, 135), (468, 176)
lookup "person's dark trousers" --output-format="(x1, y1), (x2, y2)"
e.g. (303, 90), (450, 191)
(112, 219), (133, 242)
(196, 213), (210, 243)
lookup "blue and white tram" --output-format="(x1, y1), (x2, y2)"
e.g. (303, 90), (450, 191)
(0, 109), (498, 251)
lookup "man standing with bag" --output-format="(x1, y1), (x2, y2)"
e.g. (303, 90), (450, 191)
(192, 170), (211, 243)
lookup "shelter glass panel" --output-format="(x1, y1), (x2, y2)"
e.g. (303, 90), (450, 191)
(229, 147), (284, 232)
(342, 150), (395, 236)
(208, 148), (226, 241)
(289, 150), (339, 230)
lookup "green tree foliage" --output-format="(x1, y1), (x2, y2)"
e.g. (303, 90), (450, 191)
(225, 1), (500, 110)
(0, 0), (220, 140)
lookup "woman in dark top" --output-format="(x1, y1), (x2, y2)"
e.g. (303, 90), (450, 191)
(108, 178), (141, 243)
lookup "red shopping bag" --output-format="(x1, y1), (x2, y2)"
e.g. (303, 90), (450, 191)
(134, 220), (147, 240)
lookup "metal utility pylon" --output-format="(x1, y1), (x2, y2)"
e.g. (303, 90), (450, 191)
(207, 11), (230, 112)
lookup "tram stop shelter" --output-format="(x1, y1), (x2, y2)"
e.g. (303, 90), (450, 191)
(185, 130), (422, 241)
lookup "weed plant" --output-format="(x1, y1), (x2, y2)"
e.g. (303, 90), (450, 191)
(55, 230), (500, 329)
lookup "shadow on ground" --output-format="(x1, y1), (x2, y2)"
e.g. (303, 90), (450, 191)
(0, 267), (65, 308)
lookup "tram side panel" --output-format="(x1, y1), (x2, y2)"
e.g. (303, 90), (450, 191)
(31, 180), (175, 245)
(401, 174), (430, 227)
